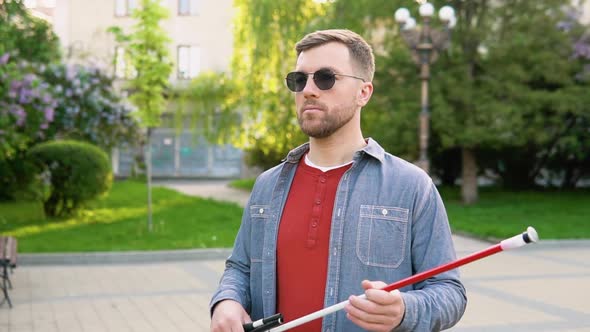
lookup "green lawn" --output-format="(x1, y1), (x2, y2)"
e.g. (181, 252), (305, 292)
(0, 181), (243, 253)
(229, 178), (256, 191)
(230, 179), (590, 241)
(439, 187), (590, 240)
(1, 180), (588, 253)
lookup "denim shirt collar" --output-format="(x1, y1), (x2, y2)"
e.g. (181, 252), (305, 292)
(283, 137), (385, 164)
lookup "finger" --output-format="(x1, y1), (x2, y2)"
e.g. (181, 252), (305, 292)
(361, 279), (388, 290)
(346, 298), (391, 325)
(346, 311), (392, 332)
(365, 288), (403, 306)
(348, 294), (392, 317)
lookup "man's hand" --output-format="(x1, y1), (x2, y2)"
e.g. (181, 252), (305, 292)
(344, 280), (405, 332)
(210, 299), (251, 332)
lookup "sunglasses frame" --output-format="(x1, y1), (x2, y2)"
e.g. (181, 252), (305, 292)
(285, 69), (366, 92)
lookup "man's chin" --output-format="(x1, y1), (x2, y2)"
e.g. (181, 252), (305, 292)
(300, 126), (333, 139)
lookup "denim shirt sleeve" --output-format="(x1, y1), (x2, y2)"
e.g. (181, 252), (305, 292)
(394, 180), (467, 331)
(209, 195), (254, 316)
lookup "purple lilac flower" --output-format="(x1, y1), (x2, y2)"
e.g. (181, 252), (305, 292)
(19, 89), (32, 104)
(44, 107), (55, 122)
(10, 105), (26, 127)
(30, 88), (40, 99)
(557, 21), (573, 32)
(23, 74), (35, 85)
(573, 39), (590, 59)
(66, 65), (76, 80)
(0, 53), (9, 65)
(10, 80), (22, 91)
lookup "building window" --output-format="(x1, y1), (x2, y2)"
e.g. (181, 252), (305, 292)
(178, 0), (198, 16)
(115, 0), (138, 17)
(178, 45), (200, 79)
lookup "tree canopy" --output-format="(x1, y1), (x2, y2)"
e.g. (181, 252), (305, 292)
(0, 0), (61, 63)
(224, 0), (589, 194)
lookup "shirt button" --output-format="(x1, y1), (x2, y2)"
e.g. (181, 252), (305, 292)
(315, 200), (321, 205)
(312, 222), (318, 227)
(382, 208), (388, 216)
(259, 208), (264, 214)
(320, 177), (326, 183)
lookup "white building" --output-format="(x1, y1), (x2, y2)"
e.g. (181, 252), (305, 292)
(52, 0), (233, 84)
(29, 0), (244, 178)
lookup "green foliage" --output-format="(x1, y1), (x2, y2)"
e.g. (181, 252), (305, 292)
(430, 0), (590, 187)
(0, 58), (139, 201)
(108, 0), (173, 128)
(0, 0), (61, 63)
(231, 0), (328, 163)
(171, 71), (241, 143)
(319, 0), (590, 188)
(0, 155), (45, 201)
(28, 140), (113, 217)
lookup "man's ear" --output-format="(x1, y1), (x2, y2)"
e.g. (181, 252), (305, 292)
(357, 82), (374, 107)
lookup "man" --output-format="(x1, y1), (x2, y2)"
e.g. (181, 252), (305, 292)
(210, 29), (466, 332)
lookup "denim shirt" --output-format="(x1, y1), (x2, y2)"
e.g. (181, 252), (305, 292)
(210, 138), (467, 331)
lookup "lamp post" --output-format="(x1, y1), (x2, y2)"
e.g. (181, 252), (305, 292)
(394, 2), (456, 174)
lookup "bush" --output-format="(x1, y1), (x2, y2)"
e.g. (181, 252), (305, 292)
(40, 62), (141, 150)
(0, 155), (46, 201)
(28, 140), (112, 217)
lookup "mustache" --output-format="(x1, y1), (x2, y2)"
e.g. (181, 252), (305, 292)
(300, 100), (328, 112)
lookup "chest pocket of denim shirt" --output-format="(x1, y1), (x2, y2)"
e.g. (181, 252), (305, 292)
(249, 205), (271, 262)
(356, 205), (409, 268)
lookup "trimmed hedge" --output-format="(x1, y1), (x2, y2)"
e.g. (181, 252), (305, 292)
(28, 140), (112, 217)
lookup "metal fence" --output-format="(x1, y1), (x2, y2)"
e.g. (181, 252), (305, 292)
(113, 128), (243, 178)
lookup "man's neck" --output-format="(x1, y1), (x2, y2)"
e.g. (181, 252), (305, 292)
(307, 129), (367, 167)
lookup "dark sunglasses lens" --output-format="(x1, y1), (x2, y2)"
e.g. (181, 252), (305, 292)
(286, 72), (307, 92)
(313, 70), (336, 90)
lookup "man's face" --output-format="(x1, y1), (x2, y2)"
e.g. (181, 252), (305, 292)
(293, 42), (367, 138)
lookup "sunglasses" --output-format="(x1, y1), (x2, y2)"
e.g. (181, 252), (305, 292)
(285, 69), (366, 92)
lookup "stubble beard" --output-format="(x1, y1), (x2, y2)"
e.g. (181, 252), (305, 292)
(297, 101), (357, 139)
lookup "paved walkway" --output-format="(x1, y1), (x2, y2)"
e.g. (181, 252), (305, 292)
(2, 180), (590, 331)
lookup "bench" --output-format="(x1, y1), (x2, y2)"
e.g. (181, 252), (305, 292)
(0, 236), (17, 308)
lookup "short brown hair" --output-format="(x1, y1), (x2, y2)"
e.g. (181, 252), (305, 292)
(295, 29), (375, 82)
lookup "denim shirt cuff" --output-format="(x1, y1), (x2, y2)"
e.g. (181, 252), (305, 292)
(392, 292), (418, 332)
(209, 290), (245, 317)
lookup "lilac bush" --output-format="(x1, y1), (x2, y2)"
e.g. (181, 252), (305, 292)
(0, 54), (141, 201)
(0, 53), (57, 160)
(41, 62), (141, 150)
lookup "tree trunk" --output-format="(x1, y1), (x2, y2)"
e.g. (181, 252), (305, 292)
(146, 127), (153, 232)
(461, 147), (478, 205)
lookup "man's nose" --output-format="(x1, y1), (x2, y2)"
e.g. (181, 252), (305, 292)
(302, 74), (320, 97)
